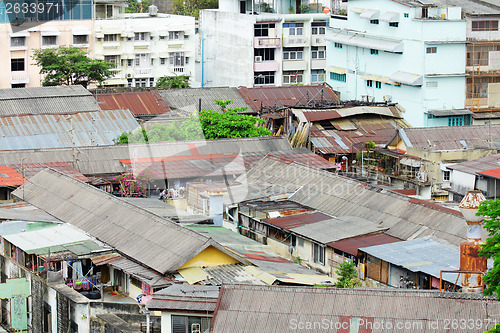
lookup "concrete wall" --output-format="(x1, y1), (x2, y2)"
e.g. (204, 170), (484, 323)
(326, 0), (467, 127)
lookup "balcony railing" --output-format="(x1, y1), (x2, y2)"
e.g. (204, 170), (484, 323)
(134, 68), (152, 77)
(254, 37), (281, 48)
(173, 67), (185, 74)
(11, 72), (29, 84)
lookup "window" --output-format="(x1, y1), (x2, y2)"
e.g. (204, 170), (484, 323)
(135, 53), (148, 67)
(149, 78), (154, 87)
(426, 47), (437, 54)
(254, 71), (275, 85)
(169, 52), (185, 67)
(134, 32), (146, 41)
(311, 22), (326, 35)
(370, 49), (379, 55)
(422, 7), (428, 18)
(366, 80), (373, 87)
(169, 31), (180, 40)
(448, 116), (463, 127)
(370, 19), (379, 24)
(42, 36), (57, 46)
(184, 34), (189, 39)
(330, 72), (346, 82)
(313, 243), (325, 265)
(172, 316), (211, 333)
(254, 23), (275, 37)
(150, 58), (154, 66)
(389, 22), (399, 27)
(104, 55), (118, 68)
(283, 47), (303, 60)
(283, 71), (303, 84)
(73, 35), (88, 44)
(135, 78), (147, 87)
(11, 84), (25, 88)
(375, 81), (382, 89)
(127, 59), (133, 67)
(254, 48), (275, 61)
(311, 46), (325, 59)
(283, 23), (303, 35)
(334, 42), (343, 49)
(160, 58), (166, 65)
(404, 13), (409, 18)
(10, 37), (25, 47)
(160, 36), (165, 40)
(426, 81), (438, 88)
(467, 44), (500, 66)
(311, 69), (325, 83)
(443, 171), (450, 181)
(127, 78), (133, 87)
(103, 34), (118, 42)
(472, 20), (499, 32)
(11, 59), (24, 71)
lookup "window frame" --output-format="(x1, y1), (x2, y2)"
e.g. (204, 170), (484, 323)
(313, 243), (325, 265)
(11, 58), (25, 72)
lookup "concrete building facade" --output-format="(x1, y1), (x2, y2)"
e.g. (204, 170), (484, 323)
(325, 0), (467, 127)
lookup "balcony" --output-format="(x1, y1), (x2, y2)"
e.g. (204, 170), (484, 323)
(283, 36), (308, 47)
(102, 41), (121, 48)
(133, 40), (150, 48)
(254, 37), (281, 48)
(11, 72), (29, 84)
(254, 61), (279, 72)
(134, 68), (152, 77)
(311, 35), (325, 46)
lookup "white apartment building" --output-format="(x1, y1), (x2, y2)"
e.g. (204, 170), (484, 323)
(199, 0), (329, 88)
(94, 1), (195, 87)
(325, 0), (467, 127)
(0, 0), (93, 89)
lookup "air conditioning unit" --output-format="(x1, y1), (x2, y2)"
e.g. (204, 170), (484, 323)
(316, 38), (321, 43)
(254, 56), (263, 62)
(259, 39), (264, 45)
(383, 95), (392, 102)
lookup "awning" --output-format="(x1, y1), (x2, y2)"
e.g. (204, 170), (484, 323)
(400, 157), (421, 168)
(95, 33), (104, 39)
(390, 71), (423, 86)
(360, 74), (395, 84)
(158, 30), (169, 36)
(427, 109), (472, 117)
(72, 26), (91, 35)
(41, 27), (60, 36)
(328, 32), (403, 53)
(326, 66), (346, 74)
(360, 9), (380, 19)
(10, 31), (29, 37)
(350, 7), (364, 13)
(380, 11), (400, 22)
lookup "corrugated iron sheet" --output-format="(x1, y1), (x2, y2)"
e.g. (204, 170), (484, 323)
(448, 153), (500, 175)
(238, 85), (339, 111)
(95, 91), (169, 116)
(262, 212), (331, 230)
(11, 169), (248, 274)
(240, 156), (467, 247)
(479, 167), (500, 180)
(211, 285), (500, 333)
(0, 166), (25, 186)
(0, 85), (100, 116)
(8, 162), (89, 182)
(328, 232), (401, 256)
(0, 110), (140, 150)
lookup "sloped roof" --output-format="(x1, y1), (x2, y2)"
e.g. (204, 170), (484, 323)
(0, 85), (100, 116)
(398, 126), (500, 151)
(328, 232), (401, 256)
(158, 87), (253, 113)
(238, 85), (339, 110)
(0, 110), (140, 150)
(8, 162), (89, 182)
(447, 153), (500, 175)
(0, 166), (25, 186)
(95, 91), (170, 116)
(148, 285), (219, 312)
(240, 155), (466, 246)
(12, 169), (249, 274)
(211, 285), (500, 333)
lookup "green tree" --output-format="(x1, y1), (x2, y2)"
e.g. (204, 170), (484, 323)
(334, 261), (362, 288)
(32, 46), (115, 87)
(156, 74), (190, 88)
(115, 100), (271, 144)
(171, 0), (217, 18)
(125, 0), (152, 13)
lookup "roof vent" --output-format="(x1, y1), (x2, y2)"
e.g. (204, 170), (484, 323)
(148, 5), (158, 16)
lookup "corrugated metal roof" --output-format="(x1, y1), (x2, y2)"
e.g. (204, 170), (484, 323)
(479, 168), (500, 180)
(290, 216), (386, 244)
(12, 169), (250, 274)
(101, 255), (171, 287)
(158, 87), (253, 113)
(148, 285), (219, 311)
(402, 126), (500, 151)
(0, 166), (25, 186)
(262, 212), (331, 230)
(211, 285), (500, 333)
(95, 91), (170, 116)
(238, 85), (339, 110)
(0, 85), (100, 116)
(0, 110), (140, 150)
(239, 156), (467, 247)
(328, 232), (401, 256)
(359, 238), (461, 283)
(448, 153), (500, 175)
(8, 162), (89, 182)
